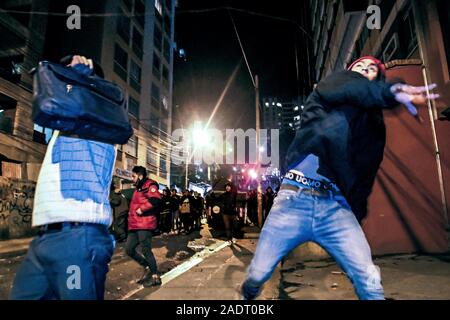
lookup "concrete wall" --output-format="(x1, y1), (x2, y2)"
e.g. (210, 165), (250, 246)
(0, 177), (37, 240)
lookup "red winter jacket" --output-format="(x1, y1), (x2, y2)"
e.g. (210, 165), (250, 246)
(128, 179), (162, 231)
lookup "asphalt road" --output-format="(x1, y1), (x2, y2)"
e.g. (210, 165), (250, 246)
(0, 230), (207, 300)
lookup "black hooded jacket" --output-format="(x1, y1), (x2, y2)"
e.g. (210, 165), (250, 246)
(285, 70), (398, 221)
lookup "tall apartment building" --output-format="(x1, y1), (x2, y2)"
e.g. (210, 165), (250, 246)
(104, 0), (175, 188)
(0, 0), (50, 181)
(1, 0), (176, 188)
(261, 97), (303, 131)
(308, 0), (450, 254)
(44, 0), (176, 188)
(310, 0), (449, 93)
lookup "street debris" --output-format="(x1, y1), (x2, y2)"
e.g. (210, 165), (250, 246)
(331, 283), (339, 289)
(304, 261), (334, 269)
(280, 266), (296, 273)
(175, 250), (190, 260)
(187, 241), (205, 252)
(331, 271), (344, 275)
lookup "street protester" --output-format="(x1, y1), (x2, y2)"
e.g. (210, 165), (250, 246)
(220, 182), (238, 244)
(10, 56), (116, 300)
(170, 188), (181, 234)
(241, 56), (440, 300)
(126, 166), (162, 287)
(109, 180), (130, 242)
(160, 188), (173, 234)
(245, 190), (257, 226)
(179, 189), (194, 234)
(192, 191), (203, 231)
(262, 186), (275, 222)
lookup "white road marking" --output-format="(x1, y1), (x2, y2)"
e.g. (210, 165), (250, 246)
(120, 240), (230, 300)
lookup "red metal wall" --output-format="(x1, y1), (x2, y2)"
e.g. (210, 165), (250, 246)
(362, 64), (450, 254)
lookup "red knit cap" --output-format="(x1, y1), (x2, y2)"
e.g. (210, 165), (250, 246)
(347, 56), (386, 75)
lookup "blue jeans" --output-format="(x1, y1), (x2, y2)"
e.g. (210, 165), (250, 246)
(10, 224), (115, 300)
(242, 187), (384, 300)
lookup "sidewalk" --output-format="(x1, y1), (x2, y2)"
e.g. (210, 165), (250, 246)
(126, 233), (450, 300)
(278, 252), (450, 300)
(0, 238), (32, 256)
(127, 238), (279, 300)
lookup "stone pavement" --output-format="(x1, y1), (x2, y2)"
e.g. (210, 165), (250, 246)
(127, 239), (280, 300)
(0, 237), (32, 256)
(278, 253), (450, 300)
(127, 238), (450, 300)
(2, 229), (450, 300)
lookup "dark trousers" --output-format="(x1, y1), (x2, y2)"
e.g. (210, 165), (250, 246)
(125, 230), (158, 274)
(159, 212), (172, 233)
(192, 210), (202, 229)
(222, 214), (236, 241)
(180, 213), (193, 232)
(10, 224), (114, 300)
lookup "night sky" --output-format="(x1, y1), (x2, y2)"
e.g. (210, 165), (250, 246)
(173, 0), (311, 131)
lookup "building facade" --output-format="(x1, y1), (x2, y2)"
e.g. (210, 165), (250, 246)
(261, 97), (303, 131)
(0, 0), (50, 182)
(0, 0), (176, 188)
(101, 0), (176, 188)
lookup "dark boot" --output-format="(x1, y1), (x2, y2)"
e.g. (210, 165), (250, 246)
(137, 267), (152, 285)
(143, 274), (162, 287)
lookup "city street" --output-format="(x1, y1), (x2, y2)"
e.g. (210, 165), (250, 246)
(0, 0), (449, 304)
(0, 230), (206, 300)
(1, 225), (450, 300)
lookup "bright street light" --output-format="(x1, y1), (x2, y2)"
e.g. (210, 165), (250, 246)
(192, 127), (210, 147)
(249, 169), (257, 179)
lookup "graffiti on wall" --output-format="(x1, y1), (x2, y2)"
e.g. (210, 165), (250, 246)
(0, 177), (36, 239)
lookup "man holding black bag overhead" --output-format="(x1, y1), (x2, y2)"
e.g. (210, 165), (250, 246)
(10, 55), (120, 300)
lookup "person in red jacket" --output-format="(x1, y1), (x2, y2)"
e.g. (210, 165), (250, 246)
(126, 166), (162, 287)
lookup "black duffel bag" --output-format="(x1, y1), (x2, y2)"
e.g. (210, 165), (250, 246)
(31, 61), (133, 145)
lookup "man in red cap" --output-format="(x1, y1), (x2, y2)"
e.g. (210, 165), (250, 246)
(241, 56), (439, 300)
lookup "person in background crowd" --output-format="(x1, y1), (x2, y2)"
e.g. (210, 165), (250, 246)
(126, 166), (162, 287)
(109, 180), (129, 242)
(179, 189), (193, 234)
(246, 190), (258, 226)
(192, 191), (203, 231)
(170, 189), (181, 234)
(262, 187), (275, 222)
(220, 182), (238, 244)
(160, 188), (172, 235)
